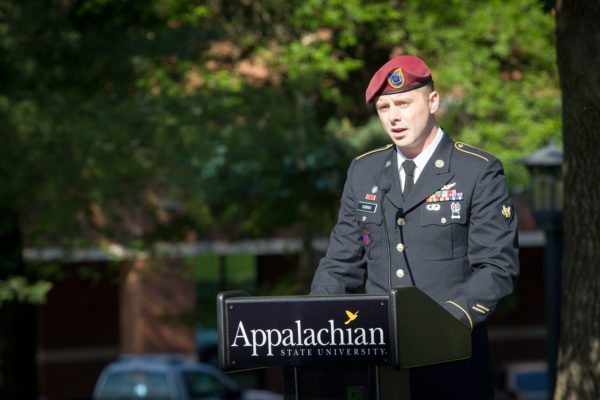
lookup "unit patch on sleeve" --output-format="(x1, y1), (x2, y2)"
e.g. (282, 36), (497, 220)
(499, 202), (514, 225)
(362, 230), (371, 246)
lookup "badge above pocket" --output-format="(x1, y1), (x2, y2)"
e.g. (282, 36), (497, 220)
(420, 201), (466, 226)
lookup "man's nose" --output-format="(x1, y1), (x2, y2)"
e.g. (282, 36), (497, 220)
(389, 107), (401, 122)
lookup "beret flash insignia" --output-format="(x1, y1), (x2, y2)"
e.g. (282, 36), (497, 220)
(387, 68), (405, 89)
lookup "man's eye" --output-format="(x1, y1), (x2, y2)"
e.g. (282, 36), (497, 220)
(378, 105), (389, 111)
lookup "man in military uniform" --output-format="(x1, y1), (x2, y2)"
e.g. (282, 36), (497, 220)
(310, 55), (519, 399)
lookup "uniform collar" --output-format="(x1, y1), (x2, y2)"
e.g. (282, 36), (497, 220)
(382, 131), (455, 212)
(396, 127), (444, 182)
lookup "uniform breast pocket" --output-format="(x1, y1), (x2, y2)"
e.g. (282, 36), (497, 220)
(356, 210), (384, 260)
(419, 202), (467, 260)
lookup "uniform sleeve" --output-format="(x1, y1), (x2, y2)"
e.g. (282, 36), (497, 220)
(443, 158), (519, 330)
(310, 160), (367, 295)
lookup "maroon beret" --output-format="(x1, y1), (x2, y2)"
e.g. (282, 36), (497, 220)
(365, 55), (433, 103)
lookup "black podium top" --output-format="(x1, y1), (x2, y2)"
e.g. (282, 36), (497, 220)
(217, 287), (470, 371)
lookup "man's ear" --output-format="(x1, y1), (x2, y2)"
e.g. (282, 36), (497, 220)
(429, 90), (440, 114)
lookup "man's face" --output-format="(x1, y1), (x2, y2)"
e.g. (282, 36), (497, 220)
(375, 87), (439, 158)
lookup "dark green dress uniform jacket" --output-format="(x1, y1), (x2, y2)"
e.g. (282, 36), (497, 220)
(310, 133), (519, 399)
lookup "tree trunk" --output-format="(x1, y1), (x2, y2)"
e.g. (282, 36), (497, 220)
(555, 1), (600, 399)
(0, 210), (38, 399)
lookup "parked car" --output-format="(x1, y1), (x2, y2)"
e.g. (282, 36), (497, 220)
(196, 328), (219, 366)
(93, 354), (282, 400)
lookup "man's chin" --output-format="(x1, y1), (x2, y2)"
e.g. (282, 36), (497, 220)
(392, 139), (412, 149)
(395, 143), (423, 158)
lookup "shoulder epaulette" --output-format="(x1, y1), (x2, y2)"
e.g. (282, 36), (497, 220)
(355, 143), (393, 160)
(454, 142), (490, 162)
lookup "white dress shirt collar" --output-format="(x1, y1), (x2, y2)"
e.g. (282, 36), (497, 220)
(397, 127), (444, 188)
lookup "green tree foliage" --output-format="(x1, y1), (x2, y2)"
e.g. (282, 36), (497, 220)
(1, 0), (559, 246)
(0, 0), (561, 320)
(131, 0), (559, 240)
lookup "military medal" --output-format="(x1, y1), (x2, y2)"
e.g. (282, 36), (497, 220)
(426, 189), (464, 203)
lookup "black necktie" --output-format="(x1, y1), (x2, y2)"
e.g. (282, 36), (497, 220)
(402, 160), (416, 196)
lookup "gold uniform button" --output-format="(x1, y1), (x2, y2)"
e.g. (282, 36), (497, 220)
(396, 217), (405, 226)
(396, 243), (405, 252)
(395, 269), (405, 278)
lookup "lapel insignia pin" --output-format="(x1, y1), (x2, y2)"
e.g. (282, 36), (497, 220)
(385, 160), (392, 168)
(502, 204), (512, 219)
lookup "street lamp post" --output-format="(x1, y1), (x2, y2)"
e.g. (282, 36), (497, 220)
(521, 143), (563, 396)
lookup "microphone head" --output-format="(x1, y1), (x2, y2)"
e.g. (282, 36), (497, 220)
(378, 174), (392, 194)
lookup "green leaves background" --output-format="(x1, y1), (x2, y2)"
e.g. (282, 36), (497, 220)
(0, 0), (559, 245)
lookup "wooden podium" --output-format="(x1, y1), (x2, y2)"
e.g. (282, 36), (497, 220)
(217, 287), (471, 400)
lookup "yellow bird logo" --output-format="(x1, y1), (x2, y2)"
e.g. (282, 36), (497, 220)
(344, 310), (359, 325)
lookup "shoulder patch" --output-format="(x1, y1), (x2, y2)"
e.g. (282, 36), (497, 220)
(454, 142), (489, 162)
(356, 143), (393, 160)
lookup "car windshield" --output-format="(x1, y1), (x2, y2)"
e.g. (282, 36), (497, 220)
(182, 370), (237, 399)
(99, 371), (171, 399)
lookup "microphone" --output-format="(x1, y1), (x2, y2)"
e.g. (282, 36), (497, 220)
(378, 175), (392, 195)
(377, 175), (393, 291)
